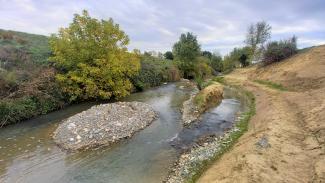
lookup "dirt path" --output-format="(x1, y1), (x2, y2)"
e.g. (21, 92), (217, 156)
(197, 46), (325, 183)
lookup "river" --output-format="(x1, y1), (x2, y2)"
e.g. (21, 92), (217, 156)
(0, 82), (246, 183)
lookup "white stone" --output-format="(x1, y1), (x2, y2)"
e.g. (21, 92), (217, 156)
(67, 123), (76, 130)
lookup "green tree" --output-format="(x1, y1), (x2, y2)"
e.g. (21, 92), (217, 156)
(164, 51), (174, 60)
(201, 51), (212, 60)
(210, 52), (223, 72)
(49, 10), (140, 101)
(173, 32), (201, 78)
(223, 47), (252, 72)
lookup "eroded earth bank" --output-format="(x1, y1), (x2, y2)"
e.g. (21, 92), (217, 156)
(198, 45), (325, 182)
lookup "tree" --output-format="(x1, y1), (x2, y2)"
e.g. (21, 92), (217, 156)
(201, 51), (212, 60)
(223, 46), (252, 72)
(49, 10), (140, 101)
(245, 21), (271, 61)
(210, 52), (223, 72)
(173, 32), (201, 78)
(239, 54), (248, 67)
(164, 51), (174, 60)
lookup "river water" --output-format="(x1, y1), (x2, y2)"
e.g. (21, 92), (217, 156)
(0, 83), (246, 183)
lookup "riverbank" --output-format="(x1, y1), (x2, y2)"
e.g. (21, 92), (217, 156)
(198, 45), (325, 182)
(166, 81), (255, 183)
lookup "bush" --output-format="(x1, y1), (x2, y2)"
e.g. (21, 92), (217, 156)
(262, 36), (297, 65)
(0, 67), (65, 126)
(0, 96), (63, 127)
(195, 57), (212, 79)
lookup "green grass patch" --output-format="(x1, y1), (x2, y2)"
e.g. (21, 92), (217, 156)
(212, 76), (225, 84)
(254, 79), (288, 91)
(193, 93), (205, 110)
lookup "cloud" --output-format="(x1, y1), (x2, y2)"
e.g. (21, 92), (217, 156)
(0, 0), (324, 55)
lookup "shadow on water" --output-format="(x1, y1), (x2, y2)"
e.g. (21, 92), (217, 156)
(0, 83), (247, 183)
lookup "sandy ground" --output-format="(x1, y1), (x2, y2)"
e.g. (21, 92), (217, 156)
(197, 45), (325, 183)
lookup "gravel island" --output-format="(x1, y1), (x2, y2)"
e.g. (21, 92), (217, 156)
(53, 101), (158, 151)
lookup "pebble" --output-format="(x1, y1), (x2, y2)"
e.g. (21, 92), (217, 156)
(67, 123), (76, 130)
(76, 135), (82, 140)
(166, 127), (242, 183)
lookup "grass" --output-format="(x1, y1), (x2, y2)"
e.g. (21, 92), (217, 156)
(193, 94), (205, 110)
(182, 77), (256, 183)
(254, 79), (288, 91)
(212, 76), (225, 84)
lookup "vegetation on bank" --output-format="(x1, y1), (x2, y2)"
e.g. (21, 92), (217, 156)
(0, 11), (181, 126)
(49, 10), (140, 102)
(262, 36), (298, 65)
(132, 54), (180, 91)
(193, 82), (223, 113)
(0, 10), (300, 126)
(0, 30), (65, 127)
(254, 79), (288, 91)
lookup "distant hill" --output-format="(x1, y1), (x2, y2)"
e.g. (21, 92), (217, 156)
(0, 29), (50, 64)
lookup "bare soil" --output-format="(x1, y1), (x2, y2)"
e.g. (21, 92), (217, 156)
(198, 45), (325, 183)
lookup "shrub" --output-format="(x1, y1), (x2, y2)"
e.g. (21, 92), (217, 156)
(0, 67), (65, 126)
(195, 57), (212, 79)
(262, 36), (297, 65)
(210, 53), (223, 72)
(0, 96), (63, 127)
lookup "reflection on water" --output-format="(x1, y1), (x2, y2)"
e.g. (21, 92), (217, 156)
(0, 83), (246, 183)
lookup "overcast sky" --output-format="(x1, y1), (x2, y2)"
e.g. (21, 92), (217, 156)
(1, 0), (324, 55)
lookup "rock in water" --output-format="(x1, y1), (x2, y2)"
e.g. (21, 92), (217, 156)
(53, 102), (158, 151)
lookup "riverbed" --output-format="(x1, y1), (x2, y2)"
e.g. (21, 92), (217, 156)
(0, 83), (246, 183)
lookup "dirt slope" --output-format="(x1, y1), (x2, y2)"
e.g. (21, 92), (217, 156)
(197, 45), (325, 183)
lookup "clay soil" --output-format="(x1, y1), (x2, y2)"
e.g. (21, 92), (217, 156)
(198, 45), (325, 183)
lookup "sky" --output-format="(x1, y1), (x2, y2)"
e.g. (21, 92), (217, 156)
(1, 0), (324, 55)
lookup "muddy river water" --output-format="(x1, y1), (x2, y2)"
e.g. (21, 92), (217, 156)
(0, 83), (247, 183)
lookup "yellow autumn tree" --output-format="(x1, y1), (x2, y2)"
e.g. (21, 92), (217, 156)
(49, 10), (140, 101)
